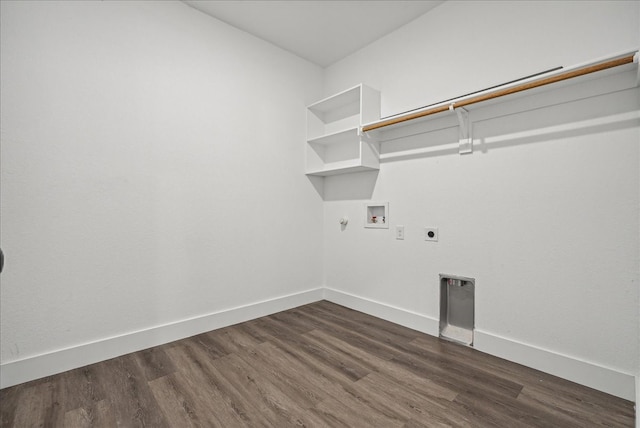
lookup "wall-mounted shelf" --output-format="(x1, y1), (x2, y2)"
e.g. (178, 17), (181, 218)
(305, 84), (380, 176)
(304, 52), (637, 176)
(361, 51), (638, 152)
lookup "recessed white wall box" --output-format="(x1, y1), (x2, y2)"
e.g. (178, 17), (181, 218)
(305, 84), (381, 176)
(365, 202), (389, 229)
(425, 227), (438, 241)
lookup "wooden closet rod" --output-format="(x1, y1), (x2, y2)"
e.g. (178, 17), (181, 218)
(362, 53), (637, 133)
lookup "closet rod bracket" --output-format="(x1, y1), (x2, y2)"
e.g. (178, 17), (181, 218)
(451, 105), (472, 154)
(358, 127), (378, 143)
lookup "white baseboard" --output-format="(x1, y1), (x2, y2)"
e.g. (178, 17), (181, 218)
(323, 288), (635, 402)
(473, 330), (635, 401)
(0, 287), (324, 390)
(2, 286), (635, 403)
(636, 375), (639, 427)
(323, 288), (440, 336)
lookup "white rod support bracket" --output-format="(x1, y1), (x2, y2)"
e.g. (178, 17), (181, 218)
(454, 107), (472, 154)
(358, 127), (377, 143)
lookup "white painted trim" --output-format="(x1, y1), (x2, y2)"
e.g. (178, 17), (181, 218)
(0, 288), (324, 389)
(323, 287), (439, 336)
(324, 288), (635, 401)
(474, 330), (635, 401)
(635, 374), (639, 427)
(1, 286), (635, 402)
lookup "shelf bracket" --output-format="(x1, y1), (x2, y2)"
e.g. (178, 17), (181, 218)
(358, 127), (379, 143)
(450, 105), (472, 154)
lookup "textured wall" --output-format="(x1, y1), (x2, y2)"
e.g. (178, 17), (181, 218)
(322, 0), (639, 392)
(0, 0), (324, 365)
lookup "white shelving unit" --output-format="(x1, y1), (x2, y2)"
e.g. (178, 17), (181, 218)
(305, 84), (381, 176)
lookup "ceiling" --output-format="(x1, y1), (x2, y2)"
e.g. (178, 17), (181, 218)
(182, 1), (444, 68)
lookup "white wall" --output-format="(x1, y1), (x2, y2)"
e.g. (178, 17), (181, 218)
(322, 0), (639, 400)
(324, 0), (639, 115)
(1, 0), (638, 405)
(0, 0), (324, 384)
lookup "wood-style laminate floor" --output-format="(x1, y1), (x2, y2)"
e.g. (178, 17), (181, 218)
(0, 301), (635, 427)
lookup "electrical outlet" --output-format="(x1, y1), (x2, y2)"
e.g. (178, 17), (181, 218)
(395, 225), (404, 240)
(425, 227), (438, 242)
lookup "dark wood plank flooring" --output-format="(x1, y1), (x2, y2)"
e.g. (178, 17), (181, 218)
(0, 301), (635, 427)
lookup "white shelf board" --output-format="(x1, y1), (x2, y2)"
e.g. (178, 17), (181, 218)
(307, 127), (359, 146)
(307, 84), (361, 115)
(305, 162), (379, 177)
(365, 60), (639, 139)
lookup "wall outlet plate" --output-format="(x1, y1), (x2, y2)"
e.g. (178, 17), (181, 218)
(395, 225), (404, 240)
(425, 227), (438, 241)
